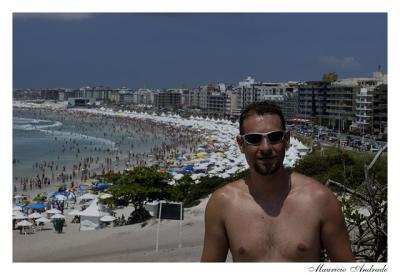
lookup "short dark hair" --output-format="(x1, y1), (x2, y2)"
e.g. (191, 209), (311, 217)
(239, 101), (286, 134)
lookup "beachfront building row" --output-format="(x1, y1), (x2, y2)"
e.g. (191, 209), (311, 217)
(297, 69), (387, 135)
(13, 69), (387, 134)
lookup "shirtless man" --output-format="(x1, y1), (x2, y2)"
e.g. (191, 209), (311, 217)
(201, 101), (354, 262)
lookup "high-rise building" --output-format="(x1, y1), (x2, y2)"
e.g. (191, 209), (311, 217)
(154, 90), (182, 110)
(298, 69), (387, 133)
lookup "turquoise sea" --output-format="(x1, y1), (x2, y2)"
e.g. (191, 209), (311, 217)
(12, 108), (169, 189)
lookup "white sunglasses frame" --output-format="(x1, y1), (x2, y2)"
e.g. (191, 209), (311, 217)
(240, 130), (287, 145)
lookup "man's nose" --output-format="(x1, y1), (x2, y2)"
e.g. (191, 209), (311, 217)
(258, 136), (272, 151)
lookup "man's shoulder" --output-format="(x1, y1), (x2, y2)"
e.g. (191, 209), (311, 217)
(213, 178), (246, 195)
(291, 172), (336, 201)
(208, 178), (246, 205)
(204, 179), (246, 221)
(291, 172), (342, 223)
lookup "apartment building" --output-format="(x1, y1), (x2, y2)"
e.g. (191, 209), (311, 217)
(278, 90), (298, 120)
(134, 89), (155, 106)
(13, 89), (43, 100)
(237, 77), (288, 109)
(198, 84), (232, 117)
(189, 88), (200, 108)
(76, 86), (112, 102)
(355, 87), (374, 134)
(118, 88), (135, 104)
(154, 90), (182, 110)
(298, 69), (387, 133)
(41, 88), (66, 101)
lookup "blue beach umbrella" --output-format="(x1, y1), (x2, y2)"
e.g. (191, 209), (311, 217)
(92, 182), (109, 190)
(50, 191), (70, 200)
(23, 203), (48, 210)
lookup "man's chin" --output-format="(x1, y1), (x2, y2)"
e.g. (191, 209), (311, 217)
(254, 162), (280, 176)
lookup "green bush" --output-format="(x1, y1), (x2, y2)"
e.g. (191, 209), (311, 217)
(293, 147), (387, 192)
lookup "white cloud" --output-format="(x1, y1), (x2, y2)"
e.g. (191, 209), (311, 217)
(13, 13), (95, 21)
(318, 55), (361, 70)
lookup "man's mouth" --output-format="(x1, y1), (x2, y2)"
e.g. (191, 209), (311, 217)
(256, 156), (275, 161)
(256, 156), (275, 159)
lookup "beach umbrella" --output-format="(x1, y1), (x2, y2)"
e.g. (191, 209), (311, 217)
(100, 215), (116, 222)
(13, 206), (22, 211)
(16, 220), (33, 227)
(28, 212), (43, 219)
(51, 213), (66, 219)
(173, 173), (184, 180)
(24, 203), (48, 210)
(32, 195), (46, 202)
(79, 193), (98, 200)
(55, 194), (67, 201)
(46, 208), (62, 214)
(13, 212), (27, 220)
(99, 193), (113, 199)
(35, 216), (51, 231)
(95, 182), (109, 190)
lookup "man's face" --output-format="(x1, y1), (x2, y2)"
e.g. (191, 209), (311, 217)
(237, 114), (289, 176)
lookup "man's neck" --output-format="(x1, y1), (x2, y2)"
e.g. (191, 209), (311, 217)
(246, 167), (291, 200)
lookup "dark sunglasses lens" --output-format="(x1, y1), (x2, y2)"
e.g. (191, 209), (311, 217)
(244, 134), (263, 144)
(267, 131), (284, 143)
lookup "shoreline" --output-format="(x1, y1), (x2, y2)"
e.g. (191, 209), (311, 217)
(13, 104), (205, 200)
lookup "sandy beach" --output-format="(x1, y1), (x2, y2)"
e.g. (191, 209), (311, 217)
(13, 196), (234, 262)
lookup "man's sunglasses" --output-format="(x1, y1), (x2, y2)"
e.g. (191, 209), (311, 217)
(241, 131), (286, 145)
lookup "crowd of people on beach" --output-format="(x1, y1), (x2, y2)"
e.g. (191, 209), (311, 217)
(17, 174), (51, 192)
(13, 107), (205, 195)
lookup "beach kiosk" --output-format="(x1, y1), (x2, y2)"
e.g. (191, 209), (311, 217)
(79, 198), (106, 231)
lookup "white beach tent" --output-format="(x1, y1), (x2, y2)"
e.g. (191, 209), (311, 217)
(79, 198), (107, 231)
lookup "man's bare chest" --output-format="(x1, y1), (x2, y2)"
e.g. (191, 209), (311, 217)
(224, 199), (321, 261)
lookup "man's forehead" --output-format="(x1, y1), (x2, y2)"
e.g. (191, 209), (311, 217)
(243, 113), (281, 124)
(242, 113), (283, 131)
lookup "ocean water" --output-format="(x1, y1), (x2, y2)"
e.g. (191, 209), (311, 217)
(12, 108), (170, 188)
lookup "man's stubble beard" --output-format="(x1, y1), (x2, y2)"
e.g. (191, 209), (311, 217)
(253, 154), (285, 176)
(254, 160), (281, 175)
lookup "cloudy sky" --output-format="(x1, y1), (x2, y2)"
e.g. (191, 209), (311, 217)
(13, 13), (387, 89)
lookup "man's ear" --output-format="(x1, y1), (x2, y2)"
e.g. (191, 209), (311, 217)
(236, 135), (244, 153)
